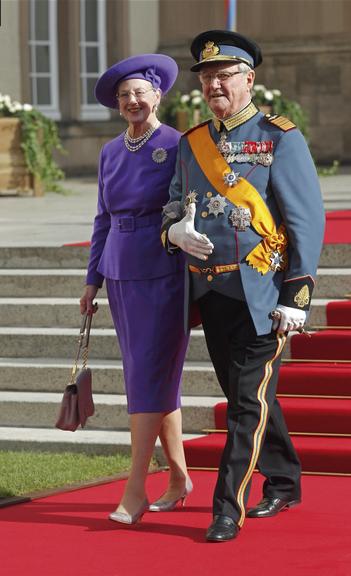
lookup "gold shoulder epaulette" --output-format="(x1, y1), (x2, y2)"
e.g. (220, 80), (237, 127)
(182, 119), (211, 137)
(265, 114), (296, 132)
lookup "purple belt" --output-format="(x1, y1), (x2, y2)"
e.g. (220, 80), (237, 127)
(110, 213), (161, 232)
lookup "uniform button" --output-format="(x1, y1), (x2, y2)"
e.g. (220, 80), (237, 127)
(201, 211), (208, 218)
(207, 274), (213, 282)
(206, 191), (213, 198)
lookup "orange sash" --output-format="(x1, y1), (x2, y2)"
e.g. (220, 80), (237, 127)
(187, 124), (288, 274)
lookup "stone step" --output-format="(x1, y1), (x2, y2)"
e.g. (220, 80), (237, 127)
(0, 327), (212, 361)
(0, 327), (295, 361)
(0, 426), (201, 458)
(0, 269), (101, 298)
(0, 246), (90, 269)
(0, 268), (349, 298)
(1, 244), (350, 269)
(0, 392), (220, 434)
(0, 357), (219, 396)
(0, 298), (112, 327)
(0, 297), (339, 328)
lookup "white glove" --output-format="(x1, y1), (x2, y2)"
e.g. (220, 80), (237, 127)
(168, 203), (214, 261)
(271, 304), (306, 334)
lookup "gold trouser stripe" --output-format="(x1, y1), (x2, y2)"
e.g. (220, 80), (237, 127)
(236, 333), (287, 528)
(189, 263), (240, 275)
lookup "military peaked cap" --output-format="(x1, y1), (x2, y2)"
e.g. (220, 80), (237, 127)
(190, 30), (262, 71)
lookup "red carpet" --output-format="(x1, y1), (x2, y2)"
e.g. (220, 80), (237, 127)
(324, 210), (351, 244)
(290, 331), (351, 361)
(1, 471), (351, 576)
(278, 362), (351, 397)
(184, 290), (351, 474)
(327, 301), (351, 325)
(184, 434), (351, 474)
(214, 398), (351, 435)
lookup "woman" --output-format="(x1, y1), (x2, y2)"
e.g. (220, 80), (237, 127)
(80, 54), (192, 525)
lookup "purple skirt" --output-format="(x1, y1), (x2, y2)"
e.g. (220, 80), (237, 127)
(106, 273), (189, 414)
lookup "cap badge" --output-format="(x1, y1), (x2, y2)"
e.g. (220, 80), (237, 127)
(202, 41), (220, 61)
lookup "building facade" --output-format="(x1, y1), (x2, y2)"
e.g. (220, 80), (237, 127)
(0, 0), (350, 175)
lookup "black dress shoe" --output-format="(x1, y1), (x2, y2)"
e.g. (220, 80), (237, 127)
(247, 497), (301, 518)
(206, 515), (239, 542)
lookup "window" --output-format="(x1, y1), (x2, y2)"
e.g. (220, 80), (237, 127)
(28, 0), (60, 119)
(80, 0), (109, 120)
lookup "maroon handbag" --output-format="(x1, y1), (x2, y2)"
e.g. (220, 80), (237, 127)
(55, 308), (96, 431)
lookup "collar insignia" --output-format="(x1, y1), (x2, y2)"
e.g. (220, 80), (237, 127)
(213, 102), (259, 132)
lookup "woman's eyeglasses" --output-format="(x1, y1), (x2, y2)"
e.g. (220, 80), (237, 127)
(116, 88), (155, 102)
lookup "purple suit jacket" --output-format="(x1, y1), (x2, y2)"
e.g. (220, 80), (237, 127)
(87, 124), (183, 286)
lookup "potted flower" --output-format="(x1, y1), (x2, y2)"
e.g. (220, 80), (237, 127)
(252, 85), (309, 137)
(159, 89), (212, 131)
(0, 93), (65, 196)
(160, 84), (309, 138)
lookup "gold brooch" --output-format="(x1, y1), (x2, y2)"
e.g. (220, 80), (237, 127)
(202, 41), (220, 61)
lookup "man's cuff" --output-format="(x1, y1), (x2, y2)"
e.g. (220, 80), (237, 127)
(161, 219), (180, 254)
(278, 275), (315, 311)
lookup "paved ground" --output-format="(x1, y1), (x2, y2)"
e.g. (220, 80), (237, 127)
(0, 170), (350, 247)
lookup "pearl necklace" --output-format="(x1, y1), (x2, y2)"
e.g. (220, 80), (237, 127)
(124, 122), (160, 152)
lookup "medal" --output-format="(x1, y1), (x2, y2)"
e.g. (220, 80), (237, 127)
(269, 250), (286, 272)
(223, 170), (240, 187)
(185, 190), (198, 206)
(207, 194), (228, 217)
(217, 138), (274, 166)
(229, 206), (252, 231)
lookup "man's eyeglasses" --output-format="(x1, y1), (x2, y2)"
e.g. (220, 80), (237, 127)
(116, 88), (155, 102)
(198, 70), (243, 86)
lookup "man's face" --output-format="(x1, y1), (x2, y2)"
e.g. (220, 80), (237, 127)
(198, 61), (255, 119)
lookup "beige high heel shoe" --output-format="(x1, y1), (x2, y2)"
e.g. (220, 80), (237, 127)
(149, 476), (193, 512)
(109, 498), (149, 525)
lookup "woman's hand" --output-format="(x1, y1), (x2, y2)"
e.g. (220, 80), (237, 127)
(80, 285), (99, 315)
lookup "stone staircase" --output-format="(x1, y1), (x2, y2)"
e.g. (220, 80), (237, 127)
(0, 244), (350, 459)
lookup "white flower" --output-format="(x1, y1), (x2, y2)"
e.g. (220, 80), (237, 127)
(190, 89), (202, 97)
(23, 103), (33, 111)
(12, 101), (23, 111)
(191, 96), (202, 105)
(264, 90), (274, 102)
(272, 89), (281, 97)
(3, 95), (11, 106)
(180, 94), (190, 104)
(254, 84), (266, 92)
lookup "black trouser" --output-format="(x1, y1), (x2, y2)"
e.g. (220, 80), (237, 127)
(198, 291), (301, 528)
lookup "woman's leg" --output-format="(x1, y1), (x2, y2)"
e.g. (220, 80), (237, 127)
(157, 408), (190, 501)
(116, 412), (164, 515)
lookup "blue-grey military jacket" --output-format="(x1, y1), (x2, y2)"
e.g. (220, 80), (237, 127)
(162, 103), (325, 335)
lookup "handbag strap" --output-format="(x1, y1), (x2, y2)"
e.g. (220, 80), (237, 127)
(70, 304), (97, 384)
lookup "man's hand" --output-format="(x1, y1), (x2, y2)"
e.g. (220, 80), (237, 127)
(168, 203), (214, 261)
(271, 304), (306, 334)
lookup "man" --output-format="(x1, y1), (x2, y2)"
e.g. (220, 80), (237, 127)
(161, 30), (325, 542)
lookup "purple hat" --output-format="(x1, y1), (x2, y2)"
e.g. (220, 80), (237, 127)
(95, 53), (178, 109)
